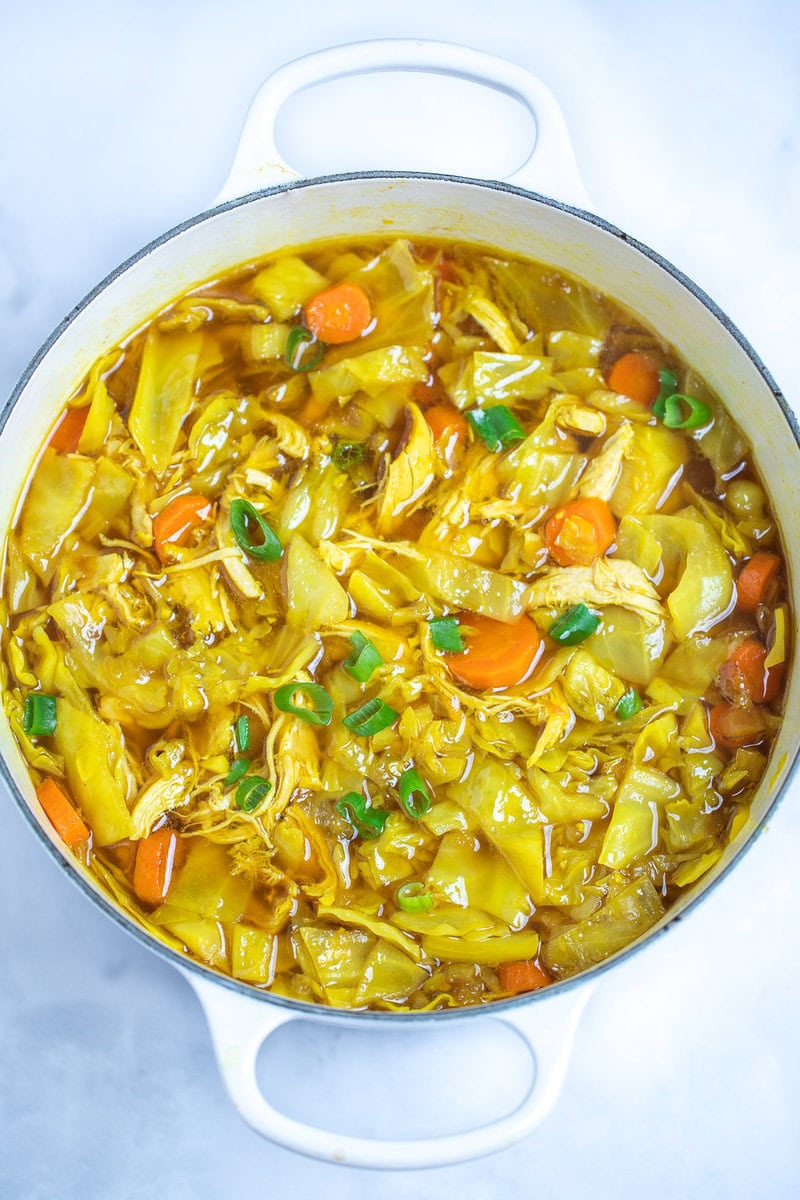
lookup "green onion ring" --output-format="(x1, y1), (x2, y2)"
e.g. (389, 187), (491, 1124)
(615, 689), (643, 720)
(235, 776), (272, 812)
(343, 697), (399, 736)
(335, 792), (389, 839)
(397, 767), (432, 818)
(343, 631), (383, 683)
(234, 715), (250, 754)
(396, 881), (434, 912)
(230, 498), (282, 562)
(428, 616), (464, 653)
(549, 603), (601, 646)
(662, 393), (712, 430)
(285, 325), (324, 372)
(274, 682), (334, 727)
(22, 693), (58, 737)
(224, 758), (252, 788)
(332, 441), (364, 470)
(466, 405), (525, 452)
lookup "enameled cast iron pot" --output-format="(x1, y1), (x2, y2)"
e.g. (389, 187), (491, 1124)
(1, 41), (798, 1170)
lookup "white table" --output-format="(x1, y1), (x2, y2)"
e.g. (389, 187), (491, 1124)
(1, 2), (798, 1195)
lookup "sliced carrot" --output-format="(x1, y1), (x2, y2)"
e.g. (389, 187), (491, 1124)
(49, 406), (89, 453)
(497, 959), (551, 994)
(709, 702), (766, 753)
(719, 638), (783, 705)
(607, 352), (661, 405)
(305, 282), (372, 344)
(133, 826), (185, 907)
(544, 497), (617, 567)
(448, 614), (543, 691)
(424, 404), (469, 448)
(152, 493), (214, 563)
(36, 778), (90, 849)
(736, 552), (781, 614)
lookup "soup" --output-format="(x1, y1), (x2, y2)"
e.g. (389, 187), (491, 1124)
(0, 238), (789, 1009)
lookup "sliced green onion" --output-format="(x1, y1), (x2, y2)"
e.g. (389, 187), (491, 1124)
(652, 368), (679, 419)
(466, 405), (525, 452)
(343, 631), (383, 683)
(22, 693), (57, 737)
(549, 603), (601, 646)
(284, 325), (324, 372)
(332, 441), (364, 471)
(224, 757), (252, 788)
(335, 792), (389, 839)
(234, 715), (250, 754)
(230, 498), (282, 562)
(428, 616), (464, 653)
(235, 775), (272, 812)
(615, 689), (643, 720)
(661, 393), (712, 430)
(396, 881), (434, 913)
(343, 697), (399, 736)
(398, 767), (432, 818)
(274, 682), (334, 726)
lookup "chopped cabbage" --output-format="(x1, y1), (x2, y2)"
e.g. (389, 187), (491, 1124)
(128, 328), (203, 475)
(310, 346), (428, 404)
(543, 876), (664, 974)
(18, 450), (94, 583)
(251, 256), (328, 320)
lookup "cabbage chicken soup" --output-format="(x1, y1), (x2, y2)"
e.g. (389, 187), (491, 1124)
(1, 238), (789, 1010)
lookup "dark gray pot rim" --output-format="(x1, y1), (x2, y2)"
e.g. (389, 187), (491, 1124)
(2, 169), (797, 1026)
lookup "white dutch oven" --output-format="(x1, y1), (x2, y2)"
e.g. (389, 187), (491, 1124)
(1, 40), (797, 1171)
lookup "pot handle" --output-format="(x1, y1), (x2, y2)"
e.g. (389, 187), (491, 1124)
(184, 968), (593, 1169)
(216, 39), (591, 209)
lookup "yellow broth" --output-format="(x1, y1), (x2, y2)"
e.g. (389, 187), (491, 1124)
(0, 238), (790, 1009)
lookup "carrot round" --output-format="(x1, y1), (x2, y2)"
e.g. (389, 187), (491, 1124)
(607, 352), (661, 405)
(49, 406), (88, 454)
(709, 702), (766, 753)
(736, 552), (781, 614)
(448, 614), (543, 691)
(424, 404), (469, 449)
(719, 639), (783, 705)
(544, 497), (617, 567)
(133, 826), (185, 907)
(497, 959), (551, 995)
(152, 493), (214, 562)
(36, 778), (90, 848)
(305, 282), (372, 344)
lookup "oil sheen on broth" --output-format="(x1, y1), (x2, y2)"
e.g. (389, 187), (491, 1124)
(0, 238), (789, 1009)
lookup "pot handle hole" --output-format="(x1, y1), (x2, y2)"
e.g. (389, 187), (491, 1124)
(184, 968), (594, 1170)
(216, 39), (591, 209)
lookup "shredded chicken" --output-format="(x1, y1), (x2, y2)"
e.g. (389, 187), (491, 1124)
(578, 421), (634, 500)
(377, 403), (436, 533)
(554, 398), (607, 437)
(527, 556), (665, 622)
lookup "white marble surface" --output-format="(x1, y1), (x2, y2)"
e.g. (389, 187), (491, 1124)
(1, 1), (799, 1195)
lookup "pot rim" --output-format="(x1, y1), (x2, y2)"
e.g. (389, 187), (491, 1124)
(2, 168), (798, 1025)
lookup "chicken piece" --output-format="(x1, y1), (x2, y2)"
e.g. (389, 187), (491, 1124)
(261, 412), (311, 461)
(578, 421), (635, 501)
(527, 684), (574, 767)
(459, 287), (521, 353)
(377, 403), (437, 534)
(130, 764), (193, 839)
(553, 398), (607, 437)
(130, 479), (154, 548)
(527, 556), (664, 622)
